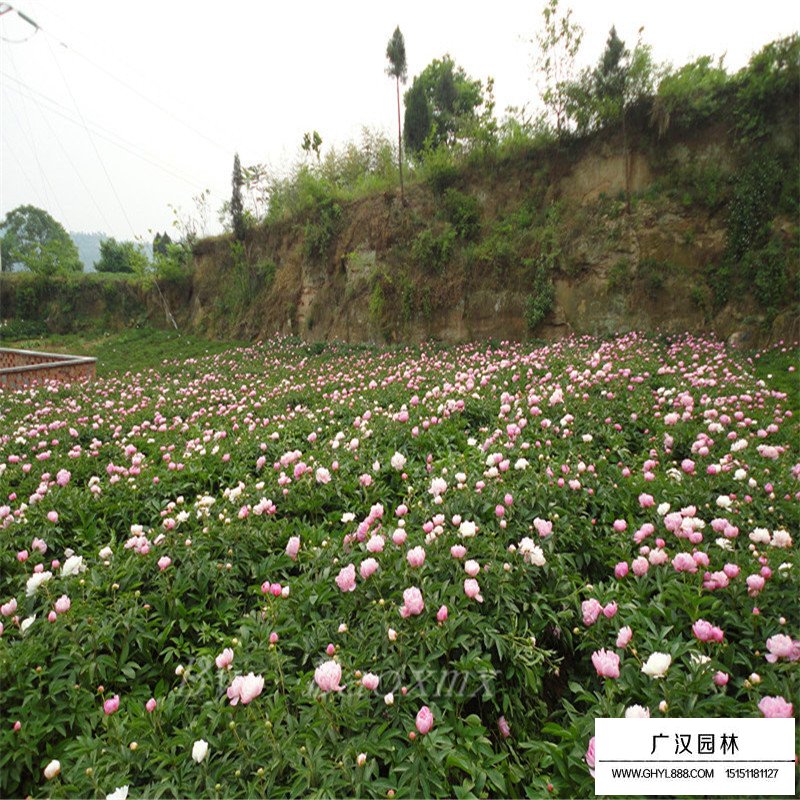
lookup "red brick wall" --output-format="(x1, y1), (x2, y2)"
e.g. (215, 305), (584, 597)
(0, 349), (96, 390)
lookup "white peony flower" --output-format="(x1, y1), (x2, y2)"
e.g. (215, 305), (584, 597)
(624, 705), (650, 718)
(191, 739), (209, 764)
(20, 615), (36, 634)
(390, 452), (406, 471)
(98, 546), (113, 560)
(770, 530), (792, 548)
(44, 759), (61, 780)
(641, 652), (672, 678)
(61, 555), (85, 577)
(106, 786), (129, 800)
(458, 520), (477, 538)
(26, 571), (53, 596)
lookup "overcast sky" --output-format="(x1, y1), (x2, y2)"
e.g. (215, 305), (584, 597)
(1, 0), (797, 241)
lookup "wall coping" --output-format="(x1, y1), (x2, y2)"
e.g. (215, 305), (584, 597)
(0, 347), (97, 376)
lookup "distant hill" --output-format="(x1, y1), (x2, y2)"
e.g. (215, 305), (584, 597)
(70, 232), (105, 272)
(70, 232), (153, 271)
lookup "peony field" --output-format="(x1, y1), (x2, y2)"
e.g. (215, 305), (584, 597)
(0, 332), (797, 798)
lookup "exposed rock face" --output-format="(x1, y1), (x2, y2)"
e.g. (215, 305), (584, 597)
(2, 110), (796, 347)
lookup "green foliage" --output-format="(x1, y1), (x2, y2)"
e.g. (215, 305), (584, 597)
(732, 34), (800, 143)
(665, 156), (731, 210)
(301, 130), (323, 162)
(153, 231), (172, 257)
(412, 226), (456, 273)
(231, 153), (246, 241)
(95, 238), (150, 274)
(385, 26), (407, 82)
(152, 242), (192, 282)
(404, 79), (432, 155)
(440, 189), (480, 239)
(524, 266), (555, 331)
(725, 155), (779, 265)
(302, 187), (342, 262)
(368, 279), (385, 325)
(403, 56), (485, 152)
(421, 146), (460, 195)
(386, 26), (408, 200)
(564, 29), (657, 134)
(534, 0), (584, 133)
(1, 205), (82, 275)
(747, 232), (792, 313)
(651, 56), (728, 134)
(607, 257), (630, 290)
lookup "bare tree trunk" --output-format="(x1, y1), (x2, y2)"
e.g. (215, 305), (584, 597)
(396, 77), (404, 204)
(622, 107), (630, 213)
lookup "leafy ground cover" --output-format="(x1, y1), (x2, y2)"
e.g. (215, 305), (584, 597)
(0, 331), (797, 798)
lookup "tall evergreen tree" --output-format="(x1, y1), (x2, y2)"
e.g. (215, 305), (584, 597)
(385, 26), (408, 203)
(231, 153), (245, 241)
(404, 79), (432, 154)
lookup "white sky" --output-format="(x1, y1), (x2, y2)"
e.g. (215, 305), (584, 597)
(1, 0), (797, 242)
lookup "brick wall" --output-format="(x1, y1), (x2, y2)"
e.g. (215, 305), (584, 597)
(0, 348), (97, 390)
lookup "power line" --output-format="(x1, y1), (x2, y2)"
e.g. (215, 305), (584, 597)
(3, 2), (232, 155)
(1, 131), (47, 207)
(1, 60), (68, 220)
(2, 73), (209, 190)
(9, 85), (114, 232)
(45, 34), (136, 238)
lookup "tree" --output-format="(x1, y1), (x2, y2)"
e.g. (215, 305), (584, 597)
(302, 131), (323, 162)
(231, 153), (245, 241)
(385, 26), (407, 202)
(403, 56), (484, 153)
(95, 238), (149, 273)
(534, 0), (584, 133)
(153, 231), (173, 257)
(0, 205), (82, 274)
(404, 79), (432, 154)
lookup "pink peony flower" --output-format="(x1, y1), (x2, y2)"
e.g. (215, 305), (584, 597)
(713, 671), (729, 686)
(758, 696), (793, 718)
(359, 558), (379, 580)
(616, 626), (632, 649)
(335, 564), (357, 592)
(746, 574), (765, 596)
(692, 619), (724, 643)
(103, 695), (120, 715)
(464, 578), (483, 602)
(157, 556), (172, 572)
(314, 660), (344, 692)
(450, 544), (466, 559)
(603, 602), (618, 619)
(614, 561), (629, 579)
(215, 648), (234, 670)
(146, 698), (157, 713)
(631, 556), (649, 576)
(498, 716), (511, 738)
(361, 673), (379, 691)
(582, 598), (602, 626)
(415, 705), (434, 735)
(591, 648), (620, 679)
(406, 546), (426, 568)
(1, 599), (17, 617)
(285, 536), (301, 560)
(400, 587), (425, 617)
(436, 605), (448, 623)
(227, 672), (264, 705)
(585, 736), (596, 777)
(54, 595), (71, 615)
(464, 559), (480, 577)
(765, 634), (798, 663)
